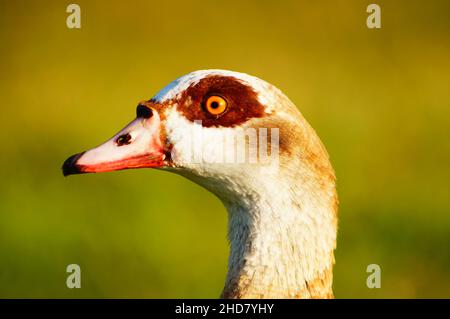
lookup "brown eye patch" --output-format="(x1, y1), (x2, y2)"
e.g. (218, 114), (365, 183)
(175, 75), (266, 128)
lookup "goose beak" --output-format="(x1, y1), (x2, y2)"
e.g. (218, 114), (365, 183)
(62, 106), (165, 176)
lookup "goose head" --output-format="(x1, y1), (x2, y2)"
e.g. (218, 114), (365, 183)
(63, 69), (338, 299)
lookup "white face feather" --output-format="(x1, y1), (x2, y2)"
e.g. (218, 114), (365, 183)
(162, 105), (281, 204)
(163, 107), (279, 168)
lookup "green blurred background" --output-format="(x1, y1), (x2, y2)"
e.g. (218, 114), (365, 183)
(0, 0), (449, 298)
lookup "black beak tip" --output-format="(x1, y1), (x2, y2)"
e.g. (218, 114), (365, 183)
(62, 152), (85, 176)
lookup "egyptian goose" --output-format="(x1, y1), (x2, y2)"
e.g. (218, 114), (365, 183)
(62, 70), (338, 299)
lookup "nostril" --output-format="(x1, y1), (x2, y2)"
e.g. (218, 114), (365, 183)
(116, 133), (132, 146)
(137, 104), (154, 118)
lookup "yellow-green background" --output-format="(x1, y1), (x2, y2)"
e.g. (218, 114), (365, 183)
(0, 0), (449, 298)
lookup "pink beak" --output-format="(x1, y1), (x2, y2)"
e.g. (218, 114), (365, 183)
(62, 105), (165, 176)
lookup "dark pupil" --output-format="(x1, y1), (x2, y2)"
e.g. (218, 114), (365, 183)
(210, 101), (219, 109)
(116, 133), (132, 146)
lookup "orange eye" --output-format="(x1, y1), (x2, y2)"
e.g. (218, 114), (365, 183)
(205, 95), (227, 115)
